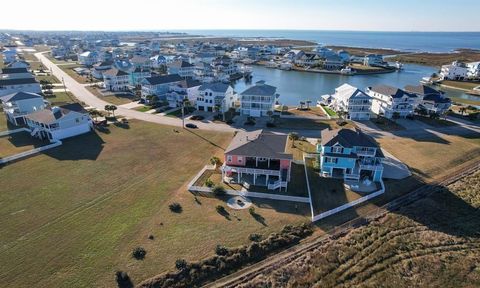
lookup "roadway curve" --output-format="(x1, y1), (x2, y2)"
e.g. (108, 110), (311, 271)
(35, 52), (236, 132)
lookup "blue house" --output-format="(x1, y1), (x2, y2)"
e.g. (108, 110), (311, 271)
(317, 128), (384, 182)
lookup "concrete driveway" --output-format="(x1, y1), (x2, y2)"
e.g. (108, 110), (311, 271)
(381, 149), (412, 179)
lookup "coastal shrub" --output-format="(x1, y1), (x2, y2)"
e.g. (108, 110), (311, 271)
(132, 247), (146, 260)
(212, 185), (226, 196)
(249, 233), (263, 242)
(136, 223), (313, 288)
(115, 271), (133, 288)
(248, 206), (256, 215)
(175, 259), (188, 270)
(204, 178), (214, 188)
(215, 245), (229, 256)
(169, 202), (183, 213)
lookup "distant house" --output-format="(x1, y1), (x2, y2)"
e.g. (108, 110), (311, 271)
(221, 130), (293, 191)
(196, 82), (235, 112)
(366, 84), (418, 119)
(194, 62), (215, 82)
(1, 67), (34, 79)
(166, 78), (201, 108)
(150, 55), (168, 68)
(440, 61), (469, 81)
(322, 54), (344, 70)
(0, 78), (42, 97)
(129, 67), (152, 87)
(141, 74), (183, 101)
(363, 54), (385, 66)
(239, 81), (277, 117)
(329, 84), (372, 120)
(283, 49), (305, 61)
(295, 52), (321, 67)
(6, 60), (30, 69)
(404, 84), (452, 115)
(167, 60), (195, 78)
(130, 55), (152, 70)
(103, 68), (130, 91)
(26, 103), (92, 142)
(77, 51), (98, 66)
(91, 61), (113, 79)
(467, 61), (480, 80)
(317, 128), (384, 181)
(0, 92), (46, 125)
(337, 50), (351, 62)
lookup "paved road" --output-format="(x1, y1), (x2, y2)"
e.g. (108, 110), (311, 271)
(35, 52), (236, 133)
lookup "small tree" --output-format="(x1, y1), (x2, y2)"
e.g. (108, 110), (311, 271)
(288, 132), (299, 148)
(104, 105), (112, 116)
(215, 244), (229, 256)
(89, 109), (102, 121)
(132, 247), (146, 260)
(210, 156), (220, 167)
(212, 185), (226, 196)
(249, 233), (262, 242)
(306, 100), (312, 110)
(169, 202), (183, 213)
(204, 178), (214, 188)
(175, 259), (187, 270)
(110, 105), (118, 117)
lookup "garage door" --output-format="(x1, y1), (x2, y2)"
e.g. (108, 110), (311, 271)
(198, 106), (204, 111)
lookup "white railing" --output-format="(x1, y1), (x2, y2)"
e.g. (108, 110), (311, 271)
(222, 165), (281, 177)
(0, 141), (62, 164)
(360, 164), (383, 171)
(312, 180), (385, 222)
(267, 180), (287, 190)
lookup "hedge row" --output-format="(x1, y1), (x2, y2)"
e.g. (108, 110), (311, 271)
(137, 223), (313, 288)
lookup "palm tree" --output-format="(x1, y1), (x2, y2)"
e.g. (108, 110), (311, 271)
(104, 105), (111, 116)
(306, 100), (312, 110)
(89, 109), (101, 121)
(110, 105), (118, 117)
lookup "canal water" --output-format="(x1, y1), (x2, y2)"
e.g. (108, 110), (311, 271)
(232, 64), (479, 106)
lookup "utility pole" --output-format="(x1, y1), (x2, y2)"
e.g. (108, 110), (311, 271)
(181, 100), (185, 128)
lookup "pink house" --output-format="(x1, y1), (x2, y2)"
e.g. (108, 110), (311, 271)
(221, 130), (293, 191)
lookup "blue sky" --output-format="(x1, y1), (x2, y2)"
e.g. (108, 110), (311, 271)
(1, 0), (479, 31)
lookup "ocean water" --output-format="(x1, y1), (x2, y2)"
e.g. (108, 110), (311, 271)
(175, 30), (480, 53)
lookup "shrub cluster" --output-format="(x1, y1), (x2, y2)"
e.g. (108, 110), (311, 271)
(132, 247), (147, 260)
(169, 202), (183, 213)
(137, 224), (313, 288)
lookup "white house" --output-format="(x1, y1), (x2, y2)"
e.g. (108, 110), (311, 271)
(0, 78), (42, 97)
(77, 51), (98, 66)
(363, 54), (385, 66)
(166, 79), (201, 108)
(329, 84), (372, 120)
(168, 60), (195, 78)
(404, 84), (452, 115)
(129, 67), (152, 87)
(196, 82), (235, 112)
(91, 61), (113, 79)
(366, 85), (418, 119)
(1, 67), (34, 79)
(440, 61), (468, 80)
(141, 74), (183, 101)
(239, 81), (277, 117)
(0, 92), (46, 125)
(103, 68), (130, 91)
(130, 55), (152, 70)
(26, 103), (92, 142)
(467, 61), (480, 80)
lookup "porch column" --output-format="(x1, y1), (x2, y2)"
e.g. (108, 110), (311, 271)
(253, 173), (256, 185)
(268, 158), (270, 168)
(266, 174), (269, 185)
(256, 157), (258, 167)
(237, 171), (240, 183)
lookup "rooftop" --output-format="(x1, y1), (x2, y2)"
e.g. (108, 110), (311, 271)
(225, 130), (292, 160)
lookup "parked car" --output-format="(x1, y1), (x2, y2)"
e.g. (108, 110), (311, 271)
(190, 115), (205, 121)
(185, 123), (198, 129)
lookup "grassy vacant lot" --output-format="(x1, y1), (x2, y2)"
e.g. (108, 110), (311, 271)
(390, 49), (480, 66)
(415, 115), (457, 127)
(282, 107), (326, 117)
(441, 80), (480, 91)
(86, 86), (136, 105)
(276, 118), (355, 131)
(59, 63), (95, 84)
(0, 120), (309, 287)
(371, 116), (405, 131)
(44, 91), (76, 106)
(240, 170), (480, 288)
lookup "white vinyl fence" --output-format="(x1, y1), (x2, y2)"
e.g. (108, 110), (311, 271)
(0, 141), (62, 164)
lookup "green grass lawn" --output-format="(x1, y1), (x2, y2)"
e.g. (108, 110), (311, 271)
(36, 74), (61, 83)
(0, 120), (309, 287)
(86, 86), (136, 105)
(321, 105), (338, 117)
(134, 105), (153, 112)
(0, 132), (48, 157)
(441, 80), (480, 90)
(44, 91), (76, 106)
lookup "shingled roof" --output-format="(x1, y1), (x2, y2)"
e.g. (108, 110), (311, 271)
(321, 128), (379, 149)
(369, 84), (417, 99)
(0, 91), (42, 103)
(225, 130), (292, 160)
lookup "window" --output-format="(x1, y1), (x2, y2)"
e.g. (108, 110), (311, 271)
(331, 146), (343, 154)
(325, 157), (338, 164)
(227, 155), (232, 162)
(238, 156), (243, 163)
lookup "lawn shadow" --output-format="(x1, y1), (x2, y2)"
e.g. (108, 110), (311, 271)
(43, 131), (105, 161)
(184, 128), (226, 150)
(389, 181), (480, 238)
(4, 131), (48, 148)
(249, 210), (267, 226)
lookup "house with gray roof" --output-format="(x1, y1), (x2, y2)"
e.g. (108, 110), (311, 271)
(102, 68), (130, 91)
(1, 67), (34, 79)
(317, 128), (384, 182)
(25, 103), (92, 142)
(239, 81), (278, 117)
(196, 82), (235, 112)
(0, 91), (46, 125)
(0, 77), (42, 97)
(329, 84), (372, 120)
(404, 84), (451, 115)
(221, 130), (293, 191)
(366, 84), (418, 119)
(141, 74), (183, 102)
(167, 60), (195, 78)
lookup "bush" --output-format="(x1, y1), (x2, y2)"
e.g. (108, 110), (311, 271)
(212, 185), (226, 196)
(248, 206), (256, 215)
(205, 178), (214, 188)
(249, 233), (263, 242)
(175, 259), (188, 270)
(132, 247), (146, 260)
(169, 202), (183, 213)
(115, 271), (133, 288)
(215, 245), (229, 256)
